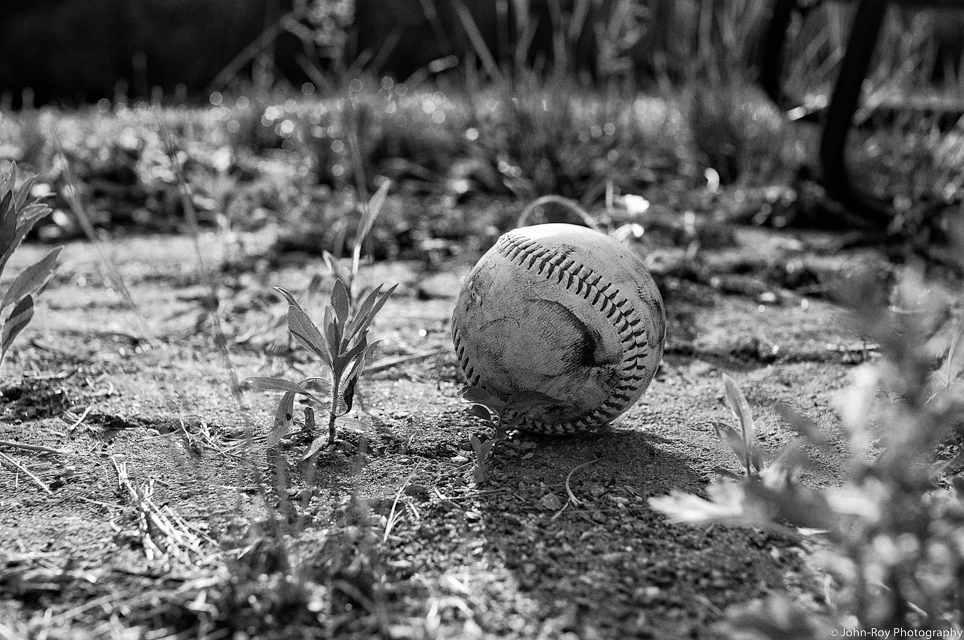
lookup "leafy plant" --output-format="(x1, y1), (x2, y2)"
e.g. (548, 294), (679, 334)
(459, 386), (561, 483)
(248, 278), (396, 458)
(650, 266), (964, 634)
(0, 163), (63, 369)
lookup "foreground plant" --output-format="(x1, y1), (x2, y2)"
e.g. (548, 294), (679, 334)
(249, 279), (396, 458)
(0, 164), (63, 370)
(651, 267), (964, 634)
(459, 386), (560, 483)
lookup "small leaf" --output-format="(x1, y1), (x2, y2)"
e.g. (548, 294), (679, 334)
(303, 434), (328, 460)
(346, 283), (397, 343)
(331, 278), (351, 325)
(1, 294), (34, 361)
(468, 404), (496, 422)
(722, 373), (755, 445)
(0, 191), (16, 263)
(342, 373), (358, 414)
(267, 390), (297, 447)
(460, 386), (506, 411)
(13, 174), (36, 212)
(248, 376), (307, 393)
(345, 284), (382, 339)
(335, 333), (372, 372)
(1, 246), (63, 313)
(275, 287), (333, 368)
(712, 421), (760, 476)
(247, 376), (327, 406)
(322, 304), (338, 346)
(506, 390), (564, 412)
(0, 163), (16, 196)
(469, 434), (484, 455)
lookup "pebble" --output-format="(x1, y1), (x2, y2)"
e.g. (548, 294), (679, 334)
(538, 493), (563, 511)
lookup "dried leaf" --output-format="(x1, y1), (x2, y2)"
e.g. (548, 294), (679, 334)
(1, 294), (34, 361)
(1, 246), (63, 313)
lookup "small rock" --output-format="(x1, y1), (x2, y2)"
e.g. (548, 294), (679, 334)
(404, 484), (429, 496)
(538, 493), (563, 511)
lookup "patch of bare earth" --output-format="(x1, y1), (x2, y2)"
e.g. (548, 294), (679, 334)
(1, 226), (888, 638)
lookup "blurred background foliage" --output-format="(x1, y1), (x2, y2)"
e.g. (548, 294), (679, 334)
(0, 0), (961, 255)
(2, 0), (960, 107)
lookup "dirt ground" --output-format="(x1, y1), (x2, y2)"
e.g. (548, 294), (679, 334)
(0, 222), (905, 639)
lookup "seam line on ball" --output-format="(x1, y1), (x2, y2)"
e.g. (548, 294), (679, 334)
(496, 232), (650, 428)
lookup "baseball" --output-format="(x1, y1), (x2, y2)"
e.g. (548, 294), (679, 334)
(452, 223), (665, 434)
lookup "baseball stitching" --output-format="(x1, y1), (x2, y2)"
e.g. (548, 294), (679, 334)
(454, 230), (653, 433)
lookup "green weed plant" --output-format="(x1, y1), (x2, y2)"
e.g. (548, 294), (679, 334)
(249, 278), (396, 458)
(0, 164), (63, 369)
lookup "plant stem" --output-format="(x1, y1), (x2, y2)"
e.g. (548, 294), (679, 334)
(328, 376), (340, 445)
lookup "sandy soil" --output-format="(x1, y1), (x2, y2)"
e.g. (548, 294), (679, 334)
(0, 224), (895, 639)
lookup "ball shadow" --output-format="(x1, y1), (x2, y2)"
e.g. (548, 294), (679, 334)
(470, 428), (802, 638)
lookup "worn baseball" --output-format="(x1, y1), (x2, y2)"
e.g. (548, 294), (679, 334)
(452, 223), (665, 434)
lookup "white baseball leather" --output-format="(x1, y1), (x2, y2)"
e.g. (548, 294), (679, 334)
(452, 223), (665, 434)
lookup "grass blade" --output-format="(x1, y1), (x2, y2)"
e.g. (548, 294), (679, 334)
(352, 178), (391, 267)
(452, 0), (503, 83)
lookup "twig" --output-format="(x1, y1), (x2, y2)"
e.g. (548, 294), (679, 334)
(563, 458), (598, 507)
(365, 350), (443, 375)
(111, 456), (209, 569)
(517, 195), (601, 231)
(0, 450), (53, 495)
(0, 440), (68, 456)
(63, 405), (93, 432)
